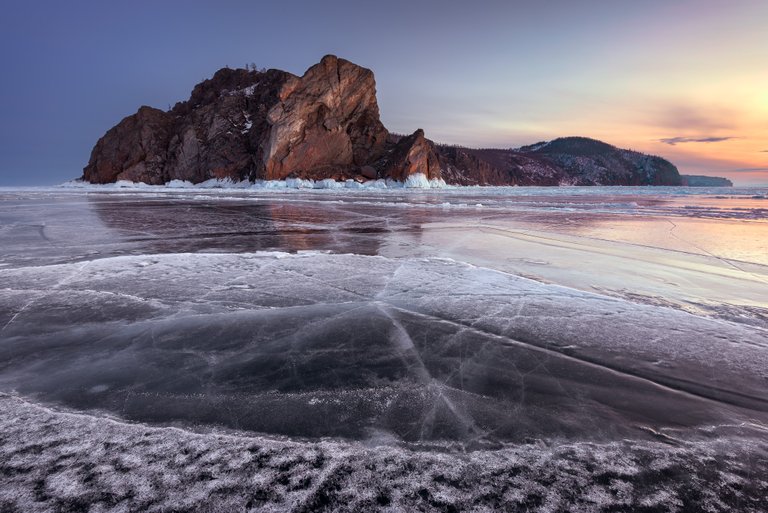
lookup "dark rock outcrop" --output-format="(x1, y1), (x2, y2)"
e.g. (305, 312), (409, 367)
(84, 56), (389, 185)
(83, 57), (683, 187)
(430, 137), (682, 186)
(516, 137), (682, 186)
(85, 106), (173, 184)
(376, 129), (441, 182)
(438, 147), (566, 186)
(681, 175), (733, 187)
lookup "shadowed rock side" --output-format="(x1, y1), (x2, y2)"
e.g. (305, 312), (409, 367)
(83, 56), (683, 186)
(376, 129), (442, 182)
(516, 137), (683, 186)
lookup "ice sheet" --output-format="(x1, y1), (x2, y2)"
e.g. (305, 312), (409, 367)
(1, 252), (766, 444)
(2, 189), (765, 326)
(1, 187), (767, 511)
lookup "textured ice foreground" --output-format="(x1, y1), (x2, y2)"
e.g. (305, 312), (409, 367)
(1, 252), (766, 444)
(1, 393), (766, 513)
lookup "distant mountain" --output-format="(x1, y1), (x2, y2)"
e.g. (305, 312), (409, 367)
(680, 175), (733, 187)
(438, 137), (682, 186)
(83, 57), (682, 187)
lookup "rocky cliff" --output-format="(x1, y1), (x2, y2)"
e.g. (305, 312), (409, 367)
(84, 56), (396, 184)
(83, 56), (682, 186)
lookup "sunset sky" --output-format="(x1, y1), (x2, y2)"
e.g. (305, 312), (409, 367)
(1, 0), (766, 185)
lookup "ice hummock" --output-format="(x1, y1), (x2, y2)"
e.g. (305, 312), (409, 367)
(59, 172), (450, 191)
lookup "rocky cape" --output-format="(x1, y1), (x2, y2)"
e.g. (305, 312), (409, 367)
(83, 55), (683, 187)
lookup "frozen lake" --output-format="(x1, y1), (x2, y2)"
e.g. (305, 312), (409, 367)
(1, 185), (767, 511)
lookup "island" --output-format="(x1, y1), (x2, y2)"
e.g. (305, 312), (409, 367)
(83, 55), (685, 187)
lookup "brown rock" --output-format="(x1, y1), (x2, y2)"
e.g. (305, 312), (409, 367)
(379, 129), (442, 182)
(83, 56), (389, 184)
(82, 58), (681, 187)
(262, 55), (388, 180)
(83, 106), (172, 184)
(360, 165), (377, 180)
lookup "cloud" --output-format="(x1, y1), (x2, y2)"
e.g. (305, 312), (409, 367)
(650, 105), (737, 132)
(732, 167), (768, 172)
(658, 136), (735, 146)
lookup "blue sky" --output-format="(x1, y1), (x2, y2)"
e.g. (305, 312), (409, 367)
(1, 0), (766, 185)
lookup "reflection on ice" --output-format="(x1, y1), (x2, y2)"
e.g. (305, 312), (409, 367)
(1, 252), (766, 445)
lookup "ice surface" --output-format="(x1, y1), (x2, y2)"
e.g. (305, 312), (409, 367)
(1, 252), (766, 444)
(1, 186), (767, 511)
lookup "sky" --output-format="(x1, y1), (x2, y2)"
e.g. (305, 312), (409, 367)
(0, 0), (766, 185)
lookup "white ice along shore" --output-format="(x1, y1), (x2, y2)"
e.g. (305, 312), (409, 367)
(59, 172), (449, 191)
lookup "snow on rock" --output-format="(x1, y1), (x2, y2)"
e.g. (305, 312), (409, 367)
(402, 173), (448, 189)
(197, 178), (250, 189)
(284, 177), (314, 189)
(361, 179), (388, 189)
(404, 173), (430, 188)
(344, 179), (363, 189)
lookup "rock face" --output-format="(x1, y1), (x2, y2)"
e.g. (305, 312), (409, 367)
(376, 129), (442, 182)
(431, 137), (682, 186)
(83, 57), (683, 186)
(83, 56), (389, 184)
(84, 106), (173, 185)
(264, 55), (388, 180)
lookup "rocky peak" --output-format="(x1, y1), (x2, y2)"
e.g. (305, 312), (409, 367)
(263, 55), (388, 179)
(83, 106), (172, 184)
(83, 55), (391, 184)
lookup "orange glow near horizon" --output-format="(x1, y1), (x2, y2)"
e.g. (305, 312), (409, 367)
(382, 3), (768, 185)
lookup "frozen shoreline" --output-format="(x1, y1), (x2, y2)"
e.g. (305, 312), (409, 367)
(60, 174), (451, 191)
(48, 177), (764, 196)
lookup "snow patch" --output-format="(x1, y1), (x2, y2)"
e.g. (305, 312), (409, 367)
(196, 178), (251, 189)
